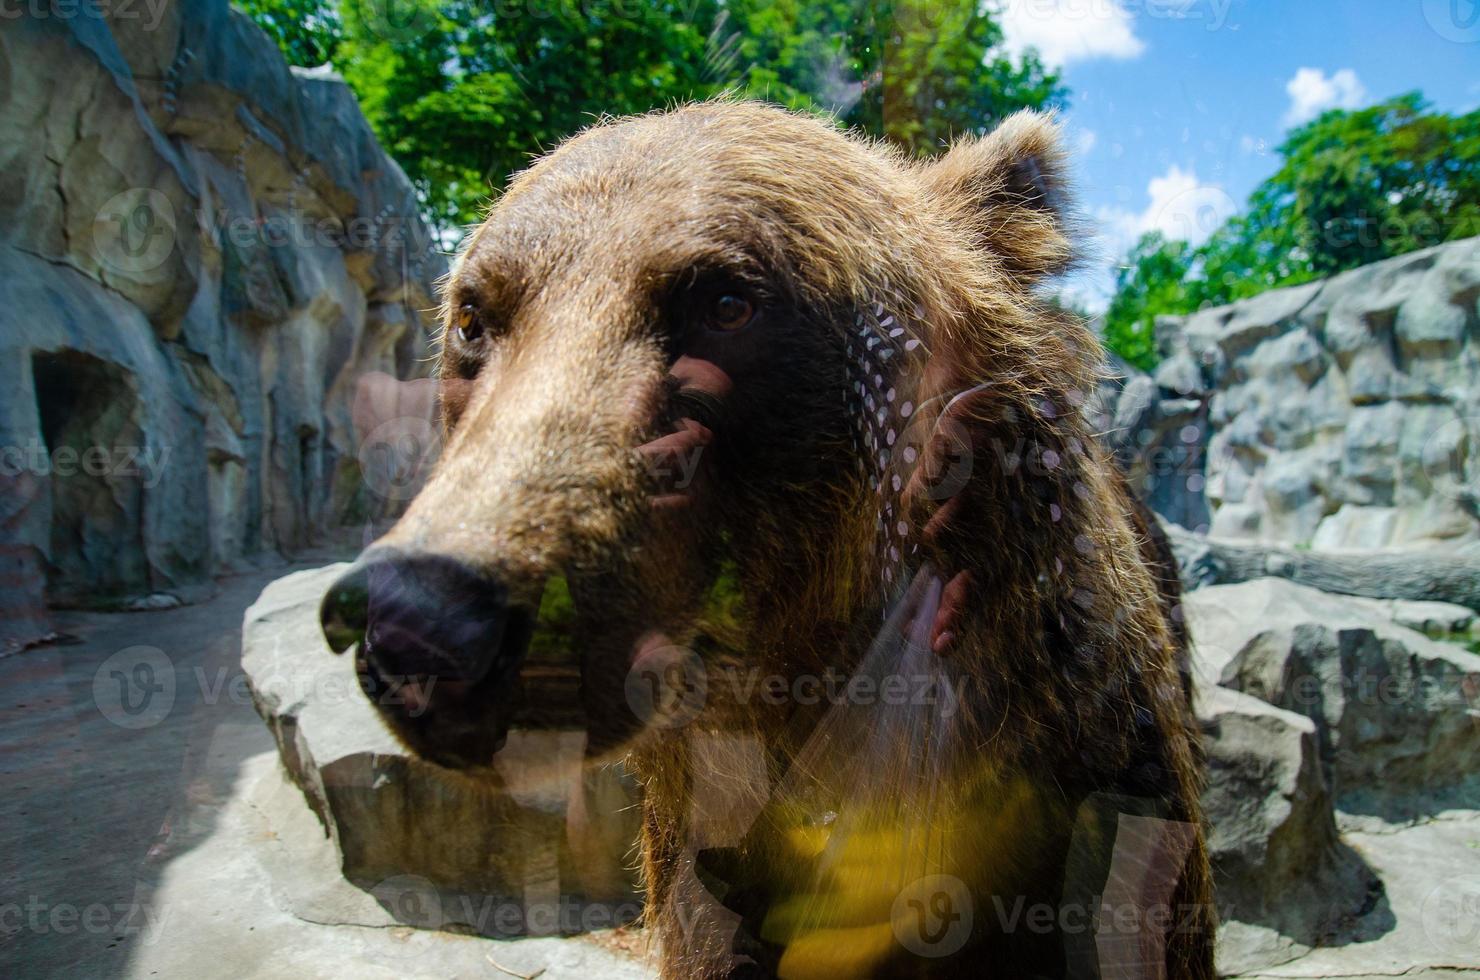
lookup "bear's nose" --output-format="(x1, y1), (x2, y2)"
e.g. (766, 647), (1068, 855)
(319, 551), (516, 688)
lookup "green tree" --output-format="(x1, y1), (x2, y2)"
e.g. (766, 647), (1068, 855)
(1249, 92), (1479, 278)
(1100, 233), (1194, 372)
(1100, 93), (1480, 369)
(238, 0), (1065, 231)
(725, 0), (1064, 156)
(235, 0), (341, 66)
(334, 0), (726, 232)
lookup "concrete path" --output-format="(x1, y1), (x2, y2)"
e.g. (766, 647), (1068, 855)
(0, 555), (654, 979)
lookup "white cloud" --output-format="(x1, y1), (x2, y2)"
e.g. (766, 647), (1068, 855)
(1094, 164), (1239, 257)
(1074, 128), (1099, 155)
(998, 0), (1147, 67)
(1282, 67), (1366, 128)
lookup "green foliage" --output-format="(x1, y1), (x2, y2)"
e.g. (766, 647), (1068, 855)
(1101, 94), (1480, 369)
(1100, 233), (1193, 372)
(332, 0), (725, 231)
(529, 574), (576, 659)
(724, 0), (1064, 156)
(1256, 92), (1480, 277)
(237, 0), (1063, 232)
(527, 563), (745, 659)
(235, 0), (341, 66)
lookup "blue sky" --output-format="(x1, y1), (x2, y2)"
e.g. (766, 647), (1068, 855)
(993, 0), (1480, 308)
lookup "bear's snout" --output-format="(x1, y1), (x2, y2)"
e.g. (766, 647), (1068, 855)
(320, 551), (535, 769)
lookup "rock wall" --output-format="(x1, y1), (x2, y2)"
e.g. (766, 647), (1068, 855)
(0, 0), (444, 641)
(1095, 237), (1480, 550)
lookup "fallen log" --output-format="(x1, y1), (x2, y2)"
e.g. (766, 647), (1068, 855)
(1159, 520), (1480, 612)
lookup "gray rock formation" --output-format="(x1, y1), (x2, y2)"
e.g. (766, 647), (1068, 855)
(1185, 578), (1480, 811)
(1090, 238), (1480, 551)
(1196, 686), (1384, 976)
(1183, 576), (1480, 974)
(0, 0), (444, 647)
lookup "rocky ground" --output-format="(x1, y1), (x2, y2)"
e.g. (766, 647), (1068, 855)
(5, 549), (1476, 978)
(4, 556), (1476, 980)
(0, 555), (653, 979)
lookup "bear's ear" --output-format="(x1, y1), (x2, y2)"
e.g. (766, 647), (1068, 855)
(919, 110), (1076, 286)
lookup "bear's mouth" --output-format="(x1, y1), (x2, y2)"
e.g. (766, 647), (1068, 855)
(354, 604), (537, 772)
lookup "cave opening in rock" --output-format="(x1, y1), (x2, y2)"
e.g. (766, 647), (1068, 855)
(31, 350), (149, 606)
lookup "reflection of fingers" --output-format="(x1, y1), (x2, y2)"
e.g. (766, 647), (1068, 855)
(640, 419), (711, 508)
(933, 570), (972, 655)
(921, 490), (966, 544)
(636, 418), (712, 461)
(901, 422), (975, 518)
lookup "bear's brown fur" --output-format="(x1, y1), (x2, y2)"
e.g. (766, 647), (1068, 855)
(349, 100), (1213, 978)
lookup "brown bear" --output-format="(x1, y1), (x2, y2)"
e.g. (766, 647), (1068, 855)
(320, 100), (1214, 979)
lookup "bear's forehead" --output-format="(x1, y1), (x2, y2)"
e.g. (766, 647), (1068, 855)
(457, 107), (917, 297)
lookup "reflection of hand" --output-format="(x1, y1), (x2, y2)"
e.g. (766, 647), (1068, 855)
(636, 417), (713, 511)
(883, 316), (1002, 657)
(351, 371), (442, 443)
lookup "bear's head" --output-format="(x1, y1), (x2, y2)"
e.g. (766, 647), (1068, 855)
(319, 101), (1099, 771)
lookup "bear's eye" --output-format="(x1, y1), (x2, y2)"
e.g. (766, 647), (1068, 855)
(702, 292), (756, 332)
(454, 303), (486, 344)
